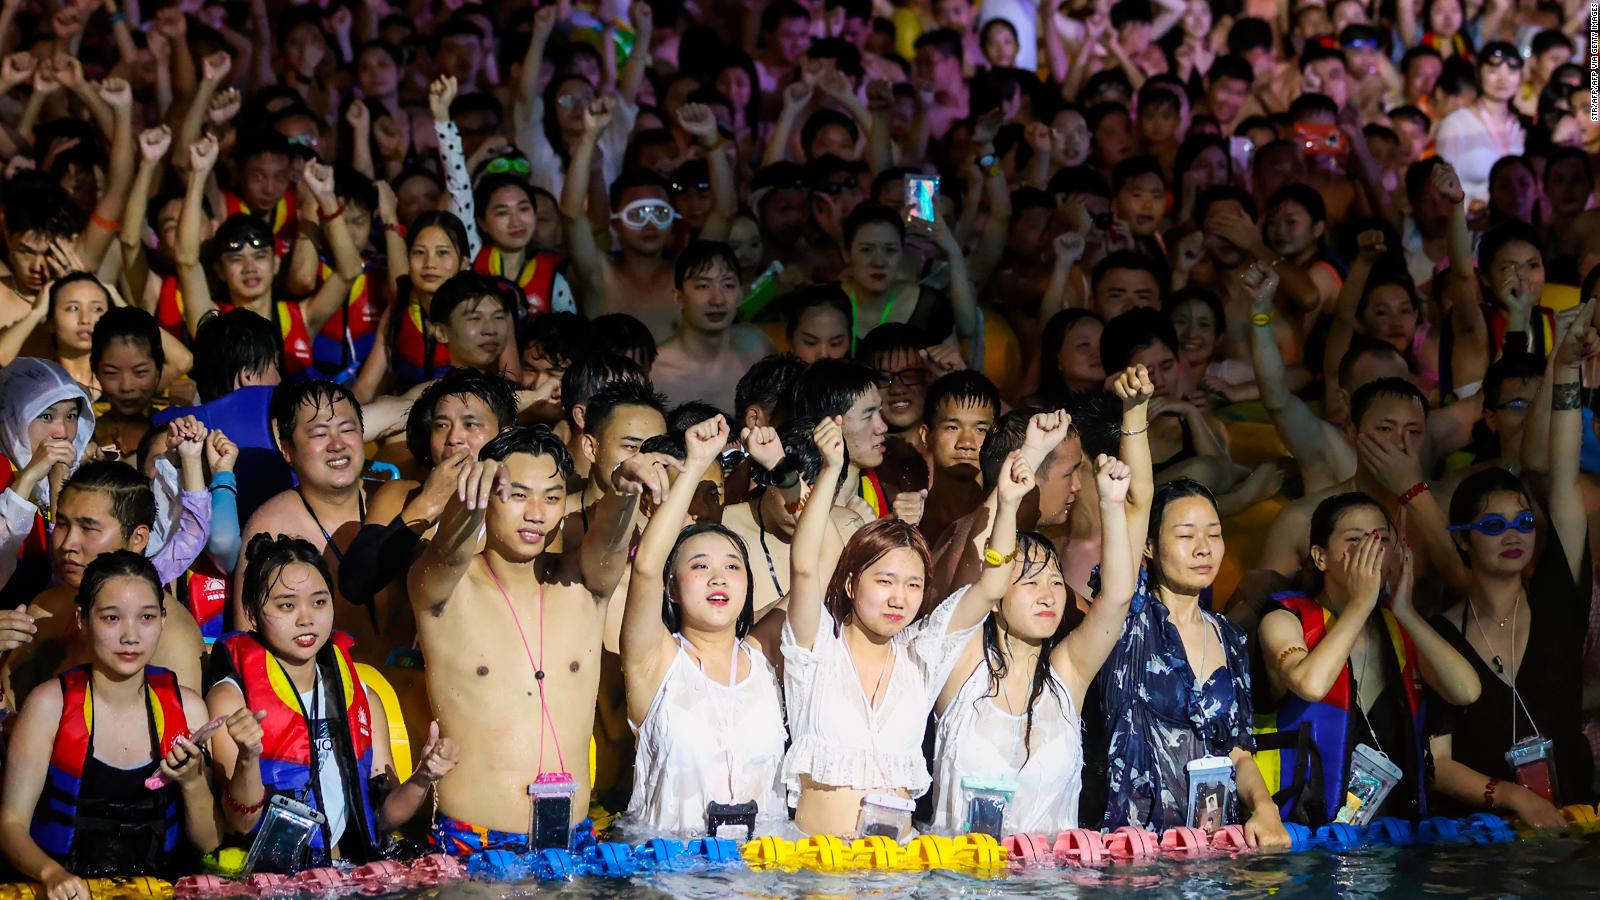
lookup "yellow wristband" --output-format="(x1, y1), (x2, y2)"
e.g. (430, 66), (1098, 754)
(983, 545), (1020, 567)
(1250, 312), (1272, 327)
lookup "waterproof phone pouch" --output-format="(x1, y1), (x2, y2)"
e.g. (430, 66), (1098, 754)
(1335, 743), (1403, 827)
(706, 802), (758, 841)
(243, 795), (326, 875)
(960, 776), (1016, 839)
(528, 773), (576, 851)
(905, 176), (939, 223)
(1506, 735), (1559, 805)
(1185, 755), (1236, 833)
(856, 793), (914, 840)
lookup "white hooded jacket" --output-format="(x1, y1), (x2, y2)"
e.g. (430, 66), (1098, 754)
(0, 359), (94, 587)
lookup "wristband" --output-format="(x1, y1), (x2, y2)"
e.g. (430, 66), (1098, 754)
(1276, 645), (1308, 666)
(982, 543), (1020, 567)
(317, 200), (347, 223)
(382, 222), (407, 238)
(1397, 481), (1429, 507)
(223, 790), (265, 815)
(1121, 423), (1150, 436)
(107, 11), (125, 25)
(90, 212), (121, 231)
(1484, 778), (1500, 809)
(701, 133), (726, 153)
(1250, 311), (1272, 327)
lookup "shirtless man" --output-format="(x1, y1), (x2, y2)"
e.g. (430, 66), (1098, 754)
(558, 353), (649, 486)
(792, 358), (919, 523)
(408, 425), (637, 851)
(2, 451), (207, 711)
(916, 371), (1001, 545)
(562, 98), (687, 342)
(650, 242), (778, 413)
(234, 381), (375, 656)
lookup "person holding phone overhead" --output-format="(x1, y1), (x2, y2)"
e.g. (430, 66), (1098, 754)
(835, 204), (980, 357)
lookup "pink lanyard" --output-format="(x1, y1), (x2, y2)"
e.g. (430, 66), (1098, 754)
(481, 557), (567, 776)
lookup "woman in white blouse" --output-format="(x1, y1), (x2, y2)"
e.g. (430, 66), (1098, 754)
(781, 415), (1035, 838)
(1434, 42), (1527, 207)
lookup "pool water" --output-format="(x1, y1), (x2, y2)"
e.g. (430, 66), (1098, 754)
(392, 832), (1600, 898)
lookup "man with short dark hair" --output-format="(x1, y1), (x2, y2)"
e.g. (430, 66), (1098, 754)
(650, 242), (778, 412)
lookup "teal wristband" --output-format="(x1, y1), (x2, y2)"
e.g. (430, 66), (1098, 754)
(107, 11), (125, 24)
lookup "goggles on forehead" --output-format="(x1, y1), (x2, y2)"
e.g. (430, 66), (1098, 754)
(1482, 47), (1524, 69)
(556, 92), (594, 110)
(1447, 510), (1536, 536)
(486, 156), (532, 175)
(1342, 37), (1380, 52)
(220, 232), (272, 253)
(612, 199), (680, 230)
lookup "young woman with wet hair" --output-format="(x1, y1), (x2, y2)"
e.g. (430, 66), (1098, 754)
(352, 210), (471, 402)
(1425, 313), (1598, 828)
(1257, 491), (1479, 825)
(781, 416), (1034, 837)
(929, 453), (1136, 834)
(616, 416), (787, 836)
(1097, 477), (1291, 848)
(0, 551), (218, 898)
(206, 535), (458, 867)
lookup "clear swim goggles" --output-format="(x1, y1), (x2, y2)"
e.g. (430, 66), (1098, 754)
(611, 199), (680, 230)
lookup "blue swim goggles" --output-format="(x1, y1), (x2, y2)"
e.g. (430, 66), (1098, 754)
(1447, 511), (1536, 536)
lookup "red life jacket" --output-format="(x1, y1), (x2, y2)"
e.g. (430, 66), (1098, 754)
(213, 630), (379, 864)
(222, 190), (298, 258)
(32, 666), (188, 860)
(391, 297), (451, 388)
(311, 262), (378, 377)
(154, 276), (187, 342)
(0, 453), (50, 603)
(272, 301), (314, 378)
(471, 246), (564, 315)
(176, 555), (229, 643)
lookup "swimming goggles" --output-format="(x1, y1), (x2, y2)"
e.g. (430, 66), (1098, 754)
(485, 156), (532, 175)
(1482, 46), (1524, 70)
(220, 233), (272, 253)
(1447, 511), (1536, 535)
(611, 200), (680, 230)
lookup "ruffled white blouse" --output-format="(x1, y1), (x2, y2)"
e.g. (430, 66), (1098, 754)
(780, 586), (982, 805)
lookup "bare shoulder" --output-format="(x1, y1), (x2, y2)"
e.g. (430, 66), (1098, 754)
(244, 489), (313, 536)
(368, 478), (422, 523)
(732, 324), (778, 358)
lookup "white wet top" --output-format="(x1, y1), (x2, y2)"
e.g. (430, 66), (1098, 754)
(625, 638), (787, 836)
(929, 654), (1082, 835)
(780, 585), (982, 805)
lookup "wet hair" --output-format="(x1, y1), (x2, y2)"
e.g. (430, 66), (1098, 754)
(1195, 184), (1257, 223)
(91, 306), (165, 372)
(1165, 287), (1226, 338)
(428, 271), (519, 324)
(190, 310), (285, 403)
(1226, 16), (1274, 55)
(1047, 165), (1111, 202)
(471, 172), (537, 232)
(2, 176), (85, 241)
(981, 407), (1058, 487)
(1173, 134), (1233, 187)
(792, 358), (880, 421)
(561, 351), (647, 427)
(1355, 268), (1419, 323)
(921, 371), (1000, 430)
(1267, 182), (1328, 225)
(270, 379), (365, 448)
(1448, 466), (1528, 539)
(1060, 390), (1123, 460)
(800, 108), (860, 157)
(478, 423), (574, 479)
(1349, 376), (1428, 430)
(842, 203), (906, 248)
(46, 271), (113, 319)
(1207, 53), (1255, 86)
(75, 549), (164, 619)
(608, 167), (673, 210)
(1091, 252), (1166, 306)
(1482, 352), (1544, 411)
(1305, 491), (1391, 596)
(675, 241), (741, 288)
(239, 533), (333, 627)
(1038, 310), (1104, 403)
(519, 311), (592, 365)
(60, 461), (157, 539)
(405, 368), (519, 467)
(660, 522), (756, 639)
(774, 417), (827, 485)
(1337, 335), (1406, 388)
(207, 214), (274, 268)
(1476, 219), (1542, 273)
(822, 518), (932, 636)
(1112, 0), (1155, 28)
(736, 354), (807, 428)
(584, 380), (667, 439)
(589, 313), (658, 367)
(667, 401), (727, 435)
(980, 531), (1069, 762)
(407, 209), (472, 261)
(1100, 308), (1179, 373)
(857, 322), (931, 365)
(783, 284), (853, 341)
(1112, 155), (1166, 195)
(1145, 478), (1220, 591)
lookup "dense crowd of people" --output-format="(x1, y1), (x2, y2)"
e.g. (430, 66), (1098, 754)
(0, 0), (1594, 894)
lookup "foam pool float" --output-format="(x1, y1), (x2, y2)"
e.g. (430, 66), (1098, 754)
(173, 875), (248, 899)
(898, 834), (953, 871)
(685, 837), (743, 865)
(1103, 826), (1159, 861)
(794, 835), (848, 872)
(633, 838), (691, 871)
(1313, 823), (1364, 851)
(1559, 804), (1600, 832)
(1159, 826), (1210, 856)
(288, 867), (350, 893)
(1002, 833), (1053, 868)
(846, 835), (901, 870)
(951, 834), (1007, 869)
(1461, 814), (1516, 844)
(1365, 818), (1415, 846)
(1054, 828), (1109, 866)
(1416, 817), (1466, 844)
(741, 836), (797, 868)
(1208, 824), (1250, 852)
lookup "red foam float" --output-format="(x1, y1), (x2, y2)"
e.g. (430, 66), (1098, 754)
(1054, 828), (1111, 866)
(1209, 824), (1250, 852)
(1102, 826), (1160, 862)
(1003, 833), (1054, 867)
(1159, 826), (1210, 856)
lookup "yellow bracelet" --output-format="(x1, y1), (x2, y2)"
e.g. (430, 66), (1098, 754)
(1250, 312), (1273, 327)
(982, 544), (1020, 567)
(1276, 645), (1308, 666)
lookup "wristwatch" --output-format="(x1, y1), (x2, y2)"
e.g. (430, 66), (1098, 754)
(977, 153), (1000, 176)
(759, 457), (801, 490)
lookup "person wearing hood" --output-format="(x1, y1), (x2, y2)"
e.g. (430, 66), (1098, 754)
(0, 359), (95, 609)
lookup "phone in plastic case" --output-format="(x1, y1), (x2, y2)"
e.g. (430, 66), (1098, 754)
(242, 794), (326, 875)
(905, 175), (939, 223)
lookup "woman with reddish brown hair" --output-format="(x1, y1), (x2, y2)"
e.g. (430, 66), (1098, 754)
(779, 416), (1033, 838)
